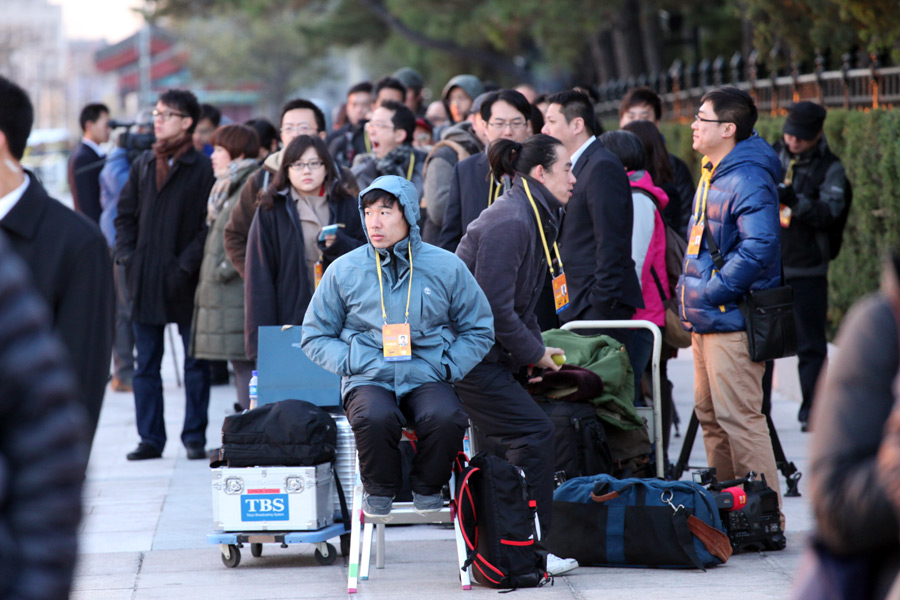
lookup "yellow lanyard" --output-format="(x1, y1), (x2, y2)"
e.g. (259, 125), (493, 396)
(364, 129), (372, 154)
(521, 177), (564, 277)
(406, 153), (415, 181)
(693, 161), (716, 225)
(784, 157), (796, 185)
(488, 174), (502, 206)
(375, 246), (413, 324)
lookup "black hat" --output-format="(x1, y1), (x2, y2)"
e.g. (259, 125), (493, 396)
(783, 101), (826, 140)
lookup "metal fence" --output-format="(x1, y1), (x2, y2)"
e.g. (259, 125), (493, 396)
(594, 54), (899, 123)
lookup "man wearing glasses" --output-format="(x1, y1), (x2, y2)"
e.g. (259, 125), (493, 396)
(438, 89), (532, 252)
(676, 87), (784, 519)
(225, 99), (358, 278)
(115, 89), (215, 461)
(350, 100), (425, 199)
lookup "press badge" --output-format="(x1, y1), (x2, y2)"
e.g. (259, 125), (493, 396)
(314, 260), (323, 288)
(552, 273), (569, 314)
(686, 224), (704, 258)
(382, 323), (412, 361)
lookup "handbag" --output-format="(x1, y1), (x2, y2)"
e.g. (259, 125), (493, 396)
(703, 223), (798, 362)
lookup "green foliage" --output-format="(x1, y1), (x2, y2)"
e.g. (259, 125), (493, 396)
(663, 108), (900, 337)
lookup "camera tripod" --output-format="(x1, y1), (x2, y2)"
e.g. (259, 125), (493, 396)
(669, 404), (802, 497)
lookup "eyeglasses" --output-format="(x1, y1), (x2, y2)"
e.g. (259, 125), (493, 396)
(281, 124), (317, 134)
(289, 159), (325, 171)
(694, 114), (730, 124)
(152, 109), (188, 120)
(367, 121), (395, 130)
(487, 119), (527, 131)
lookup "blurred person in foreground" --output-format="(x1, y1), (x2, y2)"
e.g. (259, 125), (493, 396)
(0, 75), (113, 446)
(0, 230), (89, 600)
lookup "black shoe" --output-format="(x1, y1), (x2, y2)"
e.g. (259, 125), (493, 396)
(127, 443), (162, 461)
(800, 420), (810, 433)
(185, 444), (207, 460)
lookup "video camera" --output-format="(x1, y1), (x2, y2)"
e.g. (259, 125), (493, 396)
(109, 119), (155, 161)
(692, 468), (786, 553)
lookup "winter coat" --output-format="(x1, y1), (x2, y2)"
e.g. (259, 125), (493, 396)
(115, 147), (214, 326)
(455, 174), (561, 372)
(99, 146), (131, 248)
(0, 231), (89, 600)
(327, 121), (369, 169)
(438, 151), (506, 252)
(422, 121), (483, 243)
(301, 176), (494, 400)
(628, 170), (670, 327)
(68, 140), (103, 223)
(676, 134), (782, 335)
(559, 138), (644, 321)
(772, 137), (849, 279)
(244, 186), (366, 361)
(189, 161), (260, 361)
(1, 174), (114, 441)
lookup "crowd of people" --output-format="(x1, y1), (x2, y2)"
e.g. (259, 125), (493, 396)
(0, 62), (874, 595)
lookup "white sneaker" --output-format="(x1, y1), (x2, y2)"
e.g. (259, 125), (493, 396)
(546, 553), (579, 575)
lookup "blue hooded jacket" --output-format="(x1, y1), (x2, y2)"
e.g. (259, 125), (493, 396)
(301, 175), (494, 399)
(676, 133), (782, 334)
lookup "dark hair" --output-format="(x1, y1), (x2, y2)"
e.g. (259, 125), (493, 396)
(199, 103), (222, 127)
(599, 130), (645, 171)
(480, 89), (531, 123)
(348, 81), (373, 97)
(158, 89), (201, 133)
(488, 134), (564, 181)
(534, 93), (549, 106)
(245, 118), (278, 152)
(209, 123), (260, 160)
(623, 120), (674, 184)
(360, 188), (401, 210)
(79, 103), (109, 131)
(374, 77), (407, 101)
(547, 89), (597, 136)
(529, 104), (544, 136)
(280, 98), (326, 134)
(260, 135), (340, 210)
(699, 87), (757, 142)
(379, 100), (416, 145)
(620, 87), (662, 121)
(0, 76), (33, 160)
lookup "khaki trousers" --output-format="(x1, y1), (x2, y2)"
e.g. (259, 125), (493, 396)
(692, 331), (783, 511)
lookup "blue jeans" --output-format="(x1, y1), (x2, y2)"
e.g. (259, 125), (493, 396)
(132, 321), (211, 451)
(628, 328), (654, 406)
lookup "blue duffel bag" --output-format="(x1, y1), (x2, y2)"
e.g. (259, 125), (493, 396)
(547, 474), (732, 570)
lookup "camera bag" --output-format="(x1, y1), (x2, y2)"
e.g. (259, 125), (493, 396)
(548, 474), (731, 570)
(453, 452), (550, 589)
(534, 396), (614, 483)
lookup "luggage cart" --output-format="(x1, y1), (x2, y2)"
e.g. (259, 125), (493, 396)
(560, 320), (665, 479)
(208, 524), (350, 568)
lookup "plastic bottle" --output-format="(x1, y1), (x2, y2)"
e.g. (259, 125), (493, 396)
(248, 370), (258, 410)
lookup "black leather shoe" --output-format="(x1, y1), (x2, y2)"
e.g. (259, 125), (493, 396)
(185, 444), (207, 460)
(127, 443), (162, 461)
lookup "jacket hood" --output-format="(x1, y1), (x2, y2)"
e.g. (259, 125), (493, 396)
(439, 121), (484, 153)
(442, 75), (484, 103)
(628, 170), (669, 210)
(358, 175), (421, 252)
(712, 132), (781, 183)
(263, 148), (284, 172)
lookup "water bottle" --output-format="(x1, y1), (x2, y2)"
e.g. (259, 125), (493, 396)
(248, 370), (258, 410)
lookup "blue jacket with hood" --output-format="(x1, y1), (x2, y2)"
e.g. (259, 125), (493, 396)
(301, 176), (494, 399)
(676, 133), (782, 334)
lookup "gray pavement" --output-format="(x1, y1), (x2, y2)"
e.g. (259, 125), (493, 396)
(73, 337), (813, 599)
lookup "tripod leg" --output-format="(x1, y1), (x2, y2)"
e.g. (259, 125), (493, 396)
(765, 412), (802, 497)
(671, 411), (700, 481)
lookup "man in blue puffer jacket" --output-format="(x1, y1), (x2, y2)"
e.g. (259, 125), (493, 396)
(302, 175), (494, 518)
(676, 87), (784, 515)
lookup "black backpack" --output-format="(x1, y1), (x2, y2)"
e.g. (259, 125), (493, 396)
(453, 452), (550, 589)
(536, 397), (614, 485)
(210, 399), (337, 468)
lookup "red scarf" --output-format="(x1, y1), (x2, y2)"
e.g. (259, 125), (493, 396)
(152, 134), (194, 190)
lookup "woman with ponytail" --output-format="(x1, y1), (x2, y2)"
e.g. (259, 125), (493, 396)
(454, 134), (579, 576)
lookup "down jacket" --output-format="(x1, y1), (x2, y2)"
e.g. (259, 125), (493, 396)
(629, 170), (670, 327)
(676, 133), (782, 334)
(301, 176), (494, 400)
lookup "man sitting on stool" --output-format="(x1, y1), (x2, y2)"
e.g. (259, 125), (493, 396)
(302, 175), (493, 517)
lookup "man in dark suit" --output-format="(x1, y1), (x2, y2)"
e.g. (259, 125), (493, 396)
(68, 103), (111, 224)
(0, 76), (114, 445)
(115, 89), (214, 461)
(542, 89), (643, 345)
(438, 89), (532, 252)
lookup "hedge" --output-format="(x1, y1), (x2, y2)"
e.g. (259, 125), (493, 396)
(656, 109), (900, 337)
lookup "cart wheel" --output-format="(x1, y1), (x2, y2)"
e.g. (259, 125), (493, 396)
(315, 543), (337, 565)
(250, 543), (263, 558)
(340, 533), (351, 557)
(221, 544), (241, 568)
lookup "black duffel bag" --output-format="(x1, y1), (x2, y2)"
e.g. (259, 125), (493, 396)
(210, 399), (337, 468)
